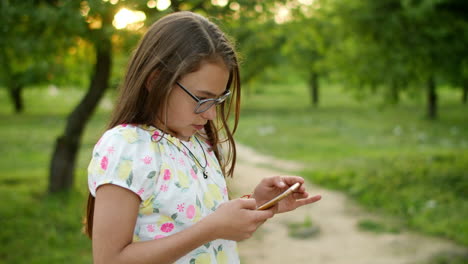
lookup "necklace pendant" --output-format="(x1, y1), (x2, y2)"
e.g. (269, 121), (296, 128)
(203, 170), (208, 179)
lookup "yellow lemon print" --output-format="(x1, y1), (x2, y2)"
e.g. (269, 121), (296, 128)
(140, 195), (154, 215)
(156, 215), (173, 227)
(88, 158), (99, 175)
(194, 252), (211, 264)
(207, 184), (223, 201)
(216, 250), (228, 264)
(177, 170), (190, 188)
(193, 206), (202, 222)
(203, 191), (215, 210)
(122, 129), (139, 143)
(117, 160), (133, 180)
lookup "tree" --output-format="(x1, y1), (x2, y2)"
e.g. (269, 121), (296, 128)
(320, 0), (468, 119)
(49, 0), (130, 192)
(0, 0), (75, 113)
(281, 3), (331, 106)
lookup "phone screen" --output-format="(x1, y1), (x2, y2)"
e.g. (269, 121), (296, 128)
(257, 182), (301, 210)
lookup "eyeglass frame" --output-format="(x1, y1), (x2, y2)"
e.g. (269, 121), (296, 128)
(175, 81), (231, 114)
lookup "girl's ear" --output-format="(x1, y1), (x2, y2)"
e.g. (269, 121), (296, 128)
(145, 70), (159, 92)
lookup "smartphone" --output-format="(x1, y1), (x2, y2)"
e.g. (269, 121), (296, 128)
(257, 182), (301, 210)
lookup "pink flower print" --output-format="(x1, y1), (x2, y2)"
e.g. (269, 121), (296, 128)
(169, 153), (175, 160)
(96, 137), (103, 146)
(141, 156), (152, 165)
(121, 124), (128, 127)
(186, 205), (195, 219)
(190, 169), (198, 180)
(154, 234), (165, 240)
(93, 181), (97, 189)
(146, 224), (155, 232)
(107, 146), (115, 154)
(151, 130), (160, 141)
(178, 158), (185, 166)
(137, 188), (144, 196)
(160, 184), (168, 192)
(163, 169), (171, 180)
(177, 203), (185, 212)
(160, 222), (174, 233)
(100, 156), (108, 170)
(223, 187), (228, 196)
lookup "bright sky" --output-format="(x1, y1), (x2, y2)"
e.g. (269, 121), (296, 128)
(113, 8), (146, 30)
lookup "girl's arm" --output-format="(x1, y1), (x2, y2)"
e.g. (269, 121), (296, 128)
(92, 184), (273, 264)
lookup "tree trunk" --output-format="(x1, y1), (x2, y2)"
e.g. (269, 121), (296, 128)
(390, 80), (400, 104)
(8, 84), (24, 113)
(463, 79), (467, 104)
(49, 38), (112, 193)
(309, 71), (319, 106)
(427, 76), (437, 120)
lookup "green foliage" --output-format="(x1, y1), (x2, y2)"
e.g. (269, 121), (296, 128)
(309, 154), (468, 245)
(424, 251), (468, 264)
(357, 219), (400, 234)
(321, 0), (468, 94)
(0, 87), (107, 263)
(287, 215), (320, 239)
(236, 79), (468, 246)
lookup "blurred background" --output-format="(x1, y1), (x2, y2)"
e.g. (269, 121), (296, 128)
(0, 0), (467, 263)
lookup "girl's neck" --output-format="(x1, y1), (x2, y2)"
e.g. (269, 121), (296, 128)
(152, 122), (191, 142)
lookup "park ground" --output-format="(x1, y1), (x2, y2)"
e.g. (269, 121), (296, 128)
(230, 144), (467, 264)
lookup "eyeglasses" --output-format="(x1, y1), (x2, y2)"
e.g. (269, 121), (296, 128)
(176, 81), (231, 114)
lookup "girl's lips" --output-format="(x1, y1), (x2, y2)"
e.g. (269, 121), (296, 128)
(193, 125), (204, 130)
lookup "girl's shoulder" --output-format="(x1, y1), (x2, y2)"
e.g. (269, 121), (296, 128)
(98, 124), (155, 146)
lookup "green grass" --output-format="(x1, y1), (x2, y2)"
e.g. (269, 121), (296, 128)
(0, 80), (467, 263)
(235, 81), (468, 246)
(0, 87), (111, 263)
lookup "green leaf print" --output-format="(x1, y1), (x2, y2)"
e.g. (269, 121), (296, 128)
(218, 245), (223, 252)
(171, 213), (178, 220)
(153, 208), (159, 213)
(147, 171), (156, 179)
(196, 196), (202, 209)
(189, 259), (195, 264)
(192, 165), (198, 174)
(204, 242), (211, 248)
(211, 200), (218, 211)
(213, 247), (218, 256)
(175, 182), (181, 188)
(126, 172), (133, 187)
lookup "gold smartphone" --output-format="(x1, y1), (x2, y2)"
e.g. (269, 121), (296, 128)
(257, 182), (301, 210)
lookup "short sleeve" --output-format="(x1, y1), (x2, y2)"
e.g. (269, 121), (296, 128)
(88, 126), (161, 201)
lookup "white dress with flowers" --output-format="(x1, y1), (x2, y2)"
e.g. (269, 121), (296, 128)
(88, 124), (239, 264)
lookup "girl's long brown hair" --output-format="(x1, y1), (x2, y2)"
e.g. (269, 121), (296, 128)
(84, 11), (241, 238)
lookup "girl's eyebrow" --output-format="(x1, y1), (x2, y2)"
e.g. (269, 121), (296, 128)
(197, 89), (223, 98)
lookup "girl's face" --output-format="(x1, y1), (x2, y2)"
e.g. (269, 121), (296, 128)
(158, 61), (230, 141)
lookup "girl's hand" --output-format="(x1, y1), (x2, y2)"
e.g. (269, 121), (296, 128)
(201, 198), (274, 241)
(252, 176), (321, 214)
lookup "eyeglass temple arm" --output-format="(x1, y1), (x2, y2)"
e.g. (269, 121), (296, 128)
(176, 82), (200, 102)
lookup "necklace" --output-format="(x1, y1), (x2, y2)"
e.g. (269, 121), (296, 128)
(154, 132), (209, 179)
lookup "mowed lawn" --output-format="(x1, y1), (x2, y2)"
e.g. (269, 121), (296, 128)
(0, 81), (467, 263)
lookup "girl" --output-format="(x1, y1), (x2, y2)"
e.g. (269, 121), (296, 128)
(84, 11), (321, 264)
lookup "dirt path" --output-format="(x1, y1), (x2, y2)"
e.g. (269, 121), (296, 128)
(227, 144), (466, 264)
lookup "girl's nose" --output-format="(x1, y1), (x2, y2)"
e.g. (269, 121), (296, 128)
(200, 105), (217, 120)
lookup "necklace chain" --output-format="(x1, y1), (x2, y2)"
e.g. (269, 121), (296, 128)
(155, 133), (209, 179)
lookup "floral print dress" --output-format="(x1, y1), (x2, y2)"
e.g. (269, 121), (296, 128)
(88, 124), (239, 264)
